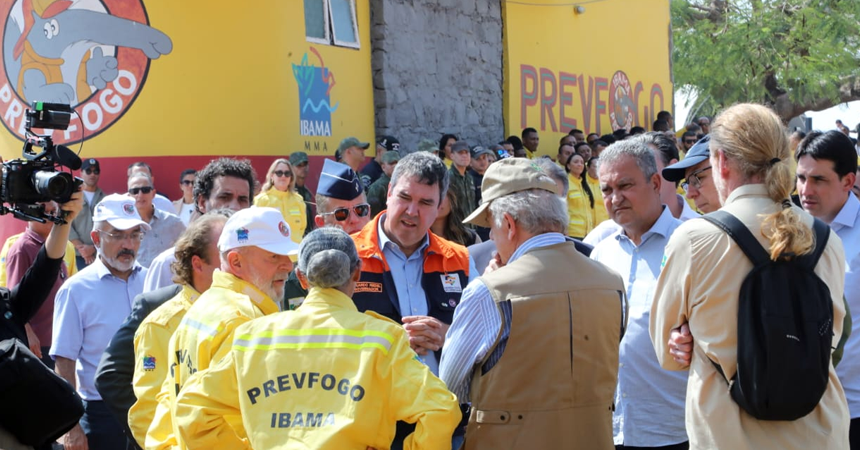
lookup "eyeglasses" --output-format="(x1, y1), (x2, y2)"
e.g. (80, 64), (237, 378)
(128, 186), (154, 195)
(98, 230), (145, 242)
(320, 203), (371, 221)
(273, 170), (293, 178)
(681, 166), (712, 193)
(85, 168), (100, 175)
(683, 140), (696, 145)
(181, 179), (195, 185)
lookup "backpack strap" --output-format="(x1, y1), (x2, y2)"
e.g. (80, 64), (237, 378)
(799, 218), (830, 270)
(702, 210), (770, 267)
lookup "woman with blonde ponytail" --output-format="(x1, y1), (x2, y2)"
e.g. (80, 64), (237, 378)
(650, 104), (849, 450)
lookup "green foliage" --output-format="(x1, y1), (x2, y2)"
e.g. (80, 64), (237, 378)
(672, 0), (860, 115)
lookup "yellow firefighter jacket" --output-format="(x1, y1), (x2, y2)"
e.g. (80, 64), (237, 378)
(174, 286), (461, 450)
(145, 270), (280, 449)
(128, 284), (200, 446)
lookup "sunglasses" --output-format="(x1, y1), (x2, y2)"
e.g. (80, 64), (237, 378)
(181, 179), (195, 185)
(273, 170), (293, 178)
(684, 140), (696, 144)
(320, 203), (371, 221)
(129, 186), (154, 195)
(85, 168), (100, 175)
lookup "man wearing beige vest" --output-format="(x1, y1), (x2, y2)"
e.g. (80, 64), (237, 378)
(440, 158), (626, 449)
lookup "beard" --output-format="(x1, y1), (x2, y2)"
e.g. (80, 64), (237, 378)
(247, 270), (287, 301)
(99, 248), (136, 272)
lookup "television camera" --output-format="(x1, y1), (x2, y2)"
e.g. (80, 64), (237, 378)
(1, 102), (83, 224)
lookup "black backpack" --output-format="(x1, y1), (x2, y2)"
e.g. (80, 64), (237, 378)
(703, 210), (833, 421)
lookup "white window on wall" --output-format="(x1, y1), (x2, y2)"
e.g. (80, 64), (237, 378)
(304, 0), (359, 49)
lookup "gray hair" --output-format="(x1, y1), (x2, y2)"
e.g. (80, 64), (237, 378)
(389, 152), (449, 206)
(533, 158), (569, 197)
(297, 228), (360, 289)
(598, 139), (658, 181)
(488, 189), (568, 235)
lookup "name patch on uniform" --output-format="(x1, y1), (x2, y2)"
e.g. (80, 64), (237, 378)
(441, 274), (462, 293)
(355, 281), (383, 293)
(143, 355), (156, 371)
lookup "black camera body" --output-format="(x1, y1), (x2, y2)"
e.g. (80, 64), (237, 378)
(0, 102), (83, 224)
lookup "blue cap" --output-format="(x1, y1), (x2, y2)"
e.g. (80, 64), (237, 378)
(662, 135), (711, 182)
(318, 159), (363, 200)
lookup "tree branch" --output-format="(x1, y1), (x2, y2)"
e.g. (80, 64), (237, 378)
(770, 75), (860, 122)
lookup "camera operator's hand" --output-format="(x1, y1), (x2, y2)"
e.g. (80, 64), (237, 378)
(45, 191), (84, 260)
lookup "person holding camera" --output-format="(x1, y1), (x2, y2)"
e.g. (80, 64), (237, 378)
(0, 193), (82, 342)
(0, 190), (83, 449)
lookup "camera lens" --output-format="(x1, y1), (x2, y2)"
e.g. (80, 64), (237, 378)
(32, 171), (74, 202)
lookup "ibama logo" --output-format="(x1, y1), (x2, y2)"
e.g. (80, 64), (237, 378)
(0, 0), (172, 144)
(292, 46), (338, 137)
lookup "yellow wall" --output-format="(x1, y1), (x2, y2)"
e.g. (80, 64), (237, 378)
(502, 0), (672, 157)
(0, 0), (374, 159)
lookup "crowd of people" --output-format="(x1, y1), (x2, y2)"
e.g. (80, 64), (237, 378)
(1, 104), (859, 450)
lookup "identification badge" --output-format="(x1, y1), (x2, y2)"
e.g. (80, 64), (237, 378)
(441, 274), (462, 293)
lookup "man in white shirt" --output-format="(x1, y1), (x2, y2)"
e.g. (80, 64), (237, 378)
(795, 130), (860, 449)
(589, 140), (688, 449)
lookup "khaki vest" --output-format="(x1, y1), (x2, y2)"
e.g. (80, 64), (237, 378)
(465, 241), (625, 450)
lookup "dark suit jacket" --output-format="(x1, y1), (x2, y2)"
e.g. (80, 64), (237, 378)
(94, 284), (182, 449)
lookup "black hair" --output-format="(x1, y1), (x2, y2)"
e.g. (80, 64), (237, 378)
(629, 126), (646, 135)
(682, 131), (698, 140)
(564, 153), (594, 208)
(568, 128), (584, 136)
(179, 168), (197, 184)
(506, 135), (524, 150)
(657, 111), (672, 121)
(640, 131), (680, 166)
(389, 152), (450, 206)
(438, 134), (459, 159)
(193, 158), (256, 213)
(600, 134), (617, 145)
(521, 127), (537, 139)
(796, 130), (858, 178)
(652, 119), (670, 132)
(612, 128), (628, 139)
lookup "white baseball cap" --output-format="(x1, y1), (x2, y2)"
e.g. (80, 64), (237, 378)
(93, 194), (152, 231)
(218, 207), (300, 256)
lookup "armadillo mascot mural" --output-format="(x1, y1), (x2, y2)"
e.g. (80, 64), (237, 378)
(0, 0), (172, 142)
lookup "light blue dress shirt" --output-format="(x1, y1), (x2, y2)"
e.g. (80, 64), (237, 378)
(831, 194), (860, 417)
(590, 206), (688, 447)
(440, 232), (566, 401)
(50, 258), (147, 400)
(377, 215), (477, 375)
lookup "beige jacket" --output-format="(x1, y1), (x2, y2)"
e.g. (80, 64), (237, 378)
(466, 241), (625, 450)
(651, 184), (849, 450)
